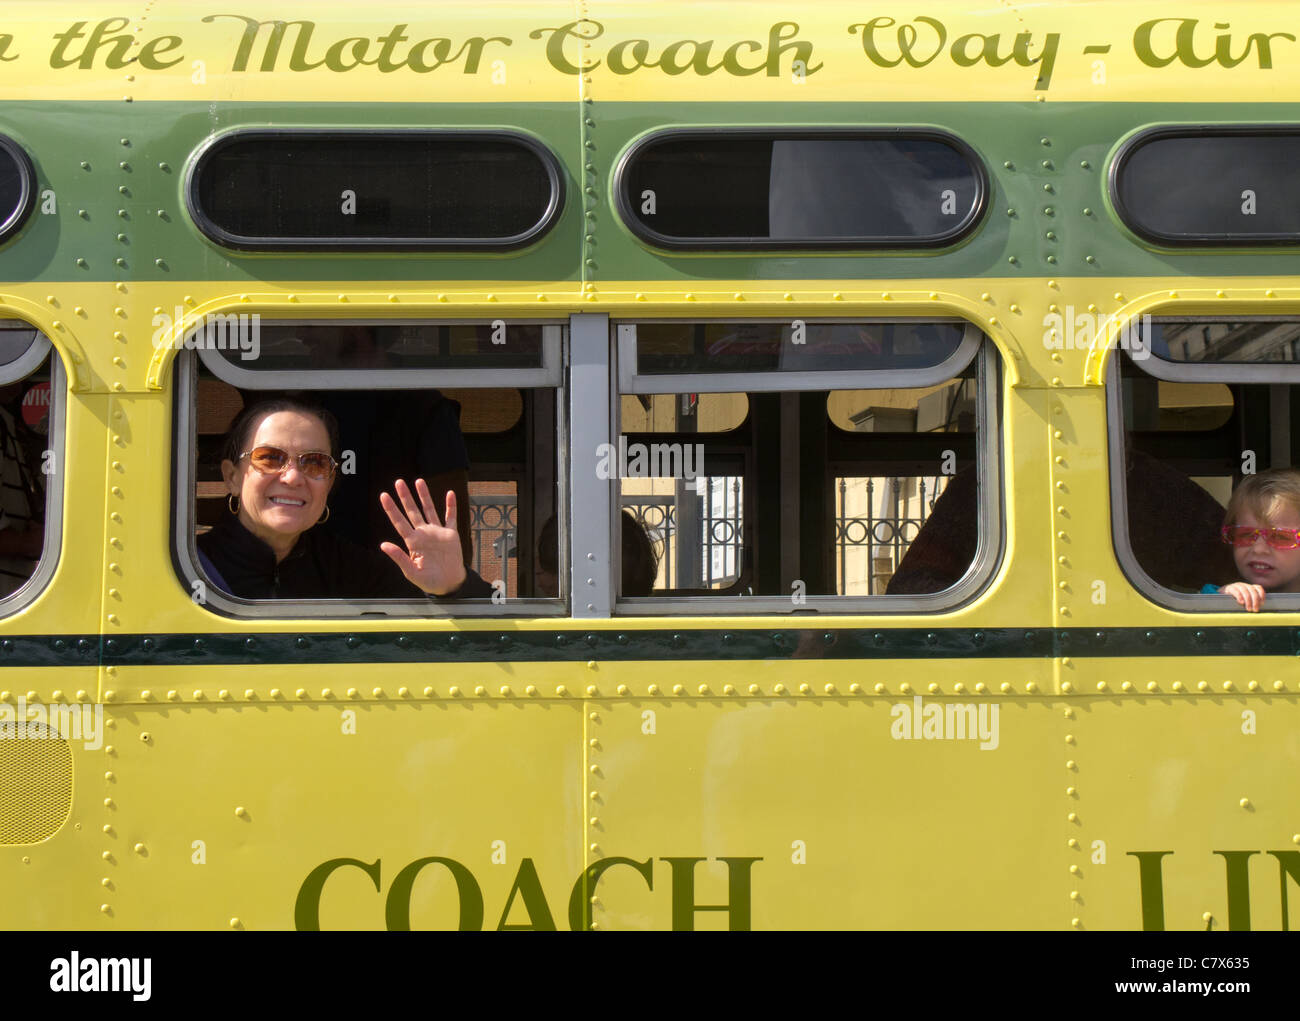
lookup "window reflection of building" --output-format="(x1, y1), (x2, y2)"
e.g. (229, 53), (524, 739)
(1162, 322), (1300, 362)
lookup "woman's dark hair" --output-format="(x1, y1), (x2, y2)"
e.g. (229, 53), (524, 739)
(221, 396), (341, 467)
(620, 510), (659, 596)
(534, 511), (659, 595)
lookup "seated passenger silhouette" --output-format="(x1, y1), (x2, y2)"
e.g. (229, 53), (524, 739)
(887, 449), (1236, 594)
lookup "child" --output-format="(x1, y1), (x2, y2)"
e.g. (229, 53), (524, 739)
(1206, 468), (1300, 611)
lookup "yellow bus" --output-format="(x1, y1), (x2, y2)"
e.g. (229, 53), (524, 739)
(2, 0), (1299, 930)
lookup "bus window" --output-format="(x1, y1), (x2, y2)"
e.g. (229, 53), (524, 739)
(1110, 319), (1300, 609)
(177, 320), (562, 617)
(188, 130), (565, 251)
(613, 320), (1000, 612)
(616, 129), (986, 249)
(0, 321), (60, 607)
(1112, 128), (1300, 245)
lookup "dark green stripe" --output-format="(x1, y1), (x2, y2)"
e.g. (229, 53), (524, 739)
(6, 101), (1300, 284)
(0, 626), (1298, 667)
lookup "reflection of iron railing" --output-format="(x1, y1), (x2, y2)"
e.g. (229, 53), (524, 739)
(835, 477), (938, 595)
(469, 496), (516, 596)
(621, 477), (743, 589)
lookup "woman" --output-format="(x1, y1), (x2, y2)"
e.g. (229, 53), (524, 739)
(198, 396), (492, 600)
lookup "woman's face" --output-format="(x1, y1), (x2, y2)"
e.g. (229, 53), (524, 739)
(222, 411), (333, 547)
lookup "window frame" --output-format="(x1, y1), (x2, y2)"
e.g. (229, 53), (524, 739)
(612, 127), (990, 252)
(173, 321), (568, 619)
(0, 342), (64, 616)
(1107, 348), (1300, 612)
(1132, 316), (1300, 384)
(184, 128), (567, 252)
(0, 134), (36, 245)
(196, 320), (564, 390)
(605, 319), (1003, 615)
(1110, 125), (1300, 247)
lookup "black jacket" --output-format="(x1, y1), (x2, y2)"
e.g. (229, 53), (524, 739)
(197, 513), (493, 600)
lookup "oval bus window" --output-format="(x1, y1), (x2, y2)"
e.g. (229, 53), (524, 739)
(1112, 128), (1300, 244)
(0, 135), (35, 244)
(615, 130), (987, 249)
(187, 130), (564, 250)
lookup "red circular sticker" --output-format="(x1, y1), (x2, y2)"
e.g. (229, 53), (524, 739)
(21, 381), (50, 430)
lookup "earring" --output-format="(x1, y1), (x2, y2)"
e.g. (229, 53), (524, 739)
(319, 505), (330, 524)
(227, 494), (240, 514)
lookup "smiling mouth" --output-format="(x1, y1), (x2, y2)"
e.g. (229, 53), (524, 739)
(1246, 561), (1274, 573)
(269, 497), (307, 507)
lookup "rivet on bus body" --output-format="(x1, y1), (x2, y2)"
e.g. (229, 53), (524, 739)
(685, 292), (695, 301)
(1240, 798), (1251, 809)
(1197, 681), (1209, 692)
(1006, 256), (1017, 265)
(474, 686), (487, 697)
(345, 687), (358, 698)
(734, 292), (744, 300)
(746, 684), (759, 695)
(927, 682), (939, 693)
(1275, 680), (1285, 691)
(849, 683), (863, 695)
(980, 292), (991, 302)
(1046, 255), (1058, 264)
(448, 686), (461, 697)
(1223, 681), (1234, 691)
(423, 686), (434, 698)
(1266, 289), (1277, 298)
(1009, 304), (1020, 314)
(1043, 184), (1054, 193)
(1005, 208), (1016, 217)
(1000, 682), (1012, 693)
(1172, 681), (1185, 692)
(673, 683), (686, 696)
(1026, 681), (1039, 693)
(899, 682), (912, 694)
(874, 683), (886, 694)
(774, 683), (787, 695)
(989, 317), (999, 326)
(832, 292), (842, 300)
(1248, 680), (1259, 691)
(555, 684), (568, 697)
(1085, 255), (1095, 264)
(1043, 206), (1054, 216)
(799, 683), (811, 695)
(1216, 290), (1226, 298)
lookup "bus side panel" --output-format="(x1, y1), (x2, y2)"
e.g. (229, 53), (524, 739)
(592, 679), (1069, 930)
(1075, 696), (1300, 932)
(18, 685), (585, 930)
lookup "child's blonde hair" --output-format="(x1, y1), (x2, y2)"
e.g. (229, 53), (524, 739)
(1224, 468), (1300, 527)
